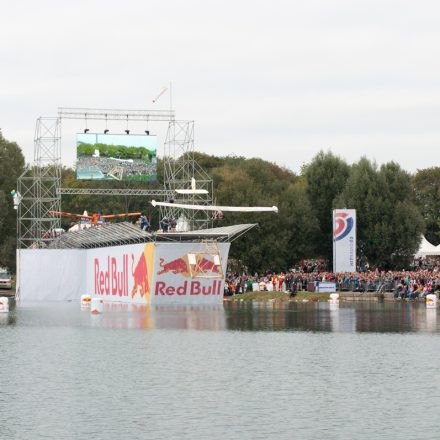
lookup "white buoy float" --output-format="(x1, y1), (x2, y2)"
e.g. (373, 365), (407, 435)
(0, 297), (9, 313)
(426, 294), (437, 308)
(81, 294), (91, 307)
(90, 298), (104, 314)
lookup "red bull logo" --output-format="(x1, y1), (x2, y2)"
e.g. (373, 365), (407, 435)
(91, 244), (226, 304)
(157, 255), (220, 278)
(94, 255), (129, 297)
(131, 252), (150, 298)
(198, 258), (220, 274)
(155, 280), (222, 296)
(157, 257), (189, 276)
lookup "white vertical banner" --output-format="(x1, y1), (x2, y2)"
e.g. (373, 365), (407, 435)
(333, 209), (356, 272)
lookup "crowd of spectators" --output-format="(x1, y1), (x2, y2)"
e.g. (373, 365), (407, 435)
(77, 156), (155, 178)
(225, 258), (440, 299)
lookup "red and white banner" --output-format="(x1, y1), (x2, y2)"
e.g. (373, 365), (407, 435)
(333, 209), (356, 272)
(86, 242), (230, 304)
(87, 243), (152, 303)
(152, 243), (230, 304)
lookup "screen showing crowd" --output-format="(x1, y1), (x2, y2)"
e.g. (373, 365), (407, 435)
(76, 133), (157, 181)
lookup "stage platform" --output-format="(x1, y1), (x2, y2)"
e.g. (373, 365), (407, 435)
(17, 223), (256, 304)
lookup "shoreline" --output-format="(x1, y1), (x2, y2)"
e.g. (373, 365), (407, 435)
(3, 289), (435, 304)
(223, 291), (435, 303)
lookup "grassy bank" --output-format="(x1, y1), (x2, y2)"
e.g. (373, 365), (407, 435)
(224, 291), (332, 302)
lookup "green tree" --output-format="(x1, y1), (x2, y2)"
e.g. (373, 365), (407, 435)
(336, 158), (424, 269)
(198, 155), (318, 273)
(303, 151), (350, 261)
(0, 131), (25, 271)
(413, 167), (440, 245)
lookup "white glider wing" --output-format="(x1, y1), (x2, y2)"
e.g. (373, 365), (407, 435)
(151, 200), (278, 213)
(175, 189), (209, 195)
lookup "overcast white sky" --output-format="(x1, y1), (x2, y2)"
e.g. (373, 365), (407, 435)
(1, 0), (439, 173)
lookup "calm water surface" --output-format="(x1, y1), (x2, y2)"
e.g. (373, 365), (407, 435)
(1, 301), (440, 440)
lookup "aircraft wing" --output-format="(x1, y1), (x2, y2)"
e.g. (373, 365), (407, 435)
(150, 201), (278, 213)
(49, 210), (92, 219)
(100, 212), (142, 219)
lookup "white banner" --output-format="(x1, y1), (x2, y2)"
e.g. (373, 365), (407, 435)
(86, 243), (150, 304)
(19, 249), (86, 302)
(19, 242), (231, 304)
(152, 243), (230, 305)
(316, 281), (336, 292)
(333, 209), (356, 272)
(86, 242), (230, 304)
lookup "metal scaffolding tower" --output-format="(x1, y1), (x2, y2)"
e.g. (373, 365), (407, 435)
(17, 118), (62, 248)
(17, 108), (214, 248)
(161, 120), (213, 231)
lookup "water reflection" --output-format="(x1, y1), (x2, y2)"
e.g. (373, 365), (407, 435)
(0, 312), (16, 326)
(426, 307), (437, 331)
(90, 303), (227, 330)
(224, 301), (440, 333)
(8, 300), (440, 332)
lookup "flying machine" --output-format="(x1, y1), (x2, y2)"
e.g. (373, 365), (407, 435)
(157, 177), (278, 222)
(151, 200), (278, 214)
(49, 210), (142, 231)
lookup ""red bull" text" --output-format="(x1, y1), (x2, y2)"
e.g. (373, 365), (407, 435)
(94, 255), (129, 296)
(155, 280), (222, 296)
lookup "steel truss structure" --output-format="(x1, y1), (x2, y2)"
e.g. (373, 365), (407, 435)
(161, 121), (213, 231)
(58, 188), (172, 197)
(58, 107), (175, 122)
(17, 108), (214, 248)
(17, 118), (62, 248)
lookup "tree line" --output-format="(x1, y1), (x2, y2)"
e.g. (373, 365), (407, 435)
(0, 131), (439, 273)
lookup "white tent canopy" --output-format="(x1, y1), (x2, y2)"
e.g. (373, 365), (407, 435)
(415, 235), (440, 258)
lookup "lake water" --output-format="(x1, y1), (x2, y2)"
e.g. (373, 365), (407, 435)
(1, 301), (440, 440)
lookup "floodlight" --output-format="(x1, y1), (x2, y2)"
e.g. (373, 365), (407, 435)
(145, 130), (150, 135)
(125, 129), (130, 134)
(84, 129), (89, 133)
(104, 129), (109, 134)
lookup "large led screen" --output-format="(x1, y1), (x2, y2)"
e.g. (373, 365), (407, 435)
(76, 133), (157, 181)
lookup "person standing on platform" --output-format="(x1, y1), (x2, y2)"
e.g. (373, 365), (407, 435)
(139, 214), (150, 231)
(160, 216), (170, 232)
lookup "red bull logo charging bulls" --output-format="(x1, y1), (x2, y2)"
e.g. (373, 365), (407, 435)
(157, 256), (220, 277)
(89, 242), (229, 304)
(131, 251), (150, 298)
(93, 243), (154, 301)
(155, 253), (222, 297)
